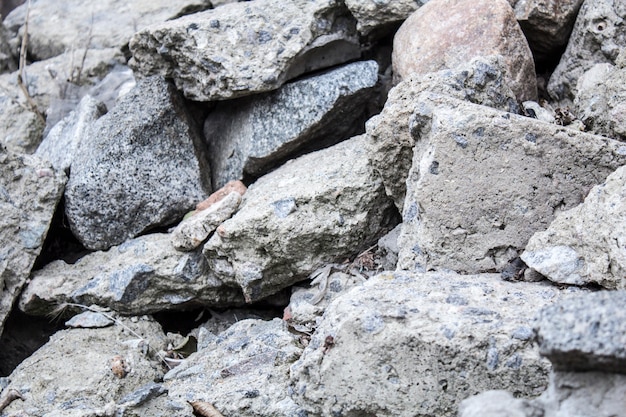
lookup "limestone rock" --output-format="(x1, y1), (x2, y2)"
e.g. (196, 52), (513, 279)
(203, 134), (397, 302)
(165, 318), (305, 417)
(522, 165), (626, 289)
(204, 60), (379, 188)
(365, 55), (520, 210)
(65, 75), (211, 251)
(129, 0), (360, 101)
(291, 271), (562, 417)
(19, 233), (243, 316)
(547, 0), (626, 103)
(392, 0), (536, 102)
(3, 0), (212, 61)
(0, 150), (66, 335)
(344, 0), (428, 36)
(398, 93), (626, 274)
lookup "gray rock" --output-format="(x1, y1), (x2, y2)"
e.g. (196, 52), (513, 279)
(0, 22), (15, 74)
(86, 65), (136, 112)
(365, 55), (520, 211)
(291, 271), (562, 417)
(0, 150), (66, 335)
(522, 100), (556, 124)
(398, 93), (626, 274)
(458, 390), (544, 417)
(0, 94), (45, 154)
(3, 0), (212, 61)
(19, 233), (244, 316)
(65, 310), (114, 328)
(129, 0), (360, 101)
(376, 224), (401, 270)
(204, 60), (379, 188)
(344, 0), (428, 36)
(547, 0), (626, 103)
(65, 75), (212, 250)
(203, 134), (397, 302)
(165, 318), (305, 417)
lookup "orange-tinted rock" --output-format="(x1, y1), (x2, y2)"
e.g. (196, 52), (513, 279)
(196, 180), (247, 212)
(392, 0), (537, 102)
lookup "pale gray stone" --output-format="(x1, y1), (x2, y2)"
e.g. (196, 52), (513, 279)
(376, 224), (401, 270)
(0, 94), (45, 154)
(65, 310), (114, 328)
(398, 93), (626, 274)
(204, 60), (379, 188)
(458, 390), (544, 417)
(0, 22), (15, 74)
(129, 0), (360, 101)
(522, 101), (556, 124)
(345, 0), (428, 36)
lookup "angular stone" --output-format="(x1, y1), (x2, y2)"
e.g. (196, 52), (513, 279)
(203, 135), (397, 302)
(547, 0), (626, 103)
(291, 271), (562, 417)
(3, 0), (212, 61)
(204, 60), (379, 188)
(392, 0), (536, 102)
(522, 165), (626, 289)
(129, 0), (360, 101)
(19, 233), (243, 316)
(0, 94), (45, 154)
(345, 0), (427, 36)
(365, 55), (520, 210)
(196, 180), (247, 211)
(398, 93), (626, 274)
(0, 150), (66, 335)
(65, 75), (212, 250)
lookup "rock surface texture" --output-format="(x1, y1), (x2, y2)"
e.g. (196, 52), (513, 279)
(345, 0), (427, 36)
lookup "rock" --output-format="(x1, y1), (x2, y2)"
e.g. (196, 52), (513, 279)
(290, 271), (562, 417)
(0, 150), (66, 335)
(86, 65), (136, 113)
(0, 22), (15, 74)
(203, 134), (397, 303)
(129, 0), (360, 101)
(165, 318), (305, 417)
(65, 75), (212, 251)
(392, 0), (537, 102)
(0, 94), (45, 154)
(19, 233), (244, 316)
(365, 55), (521, 211)
(3, 0), (212, 61)
(547, 0), (626, 103)
(397, 93), (626, 274)
(522, 100), (556, 124)
(522, 165), (626, 289)
(458, 390), (544, 417)
(196, 180), (247, 211)
(35, 95), (106, 173)
(65, 310), (114, 328)
(204, 60), (379, 188)
(171, 191), (241, 251)
(344, 0), (427, 37)
(376, 224), (401, 270)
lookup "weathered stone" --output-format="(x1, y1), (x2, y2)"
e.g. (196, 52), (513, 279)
(171, 191), (241, 251)
(458, 390), (544, 417)
(204, 60), (379, 188)
(65, 310), (114, 328)
(291, 271), (562, 417)
(398, 93), (626, 274)
(522, 100), (556, 124)
(165, 318), (305, 417)
(86, 65), (136, 112)
(3, 0), (212, 61)
(365, 55), (520, 210)
(0, 150), (66, 335)
(0, 22), (15, 74)
(345, 0), (427, 36)
(0, 94), (45, 154)
(392, 0), (536, 102)
(129, 0), (360, 101)
(196, 180), (247, 212)
(203, 134), (397, 302)
(65, 75), (212, 251)
(547, 0), (626, 103)
(376, 224), (401, 270)
(19, 233), (244, 316)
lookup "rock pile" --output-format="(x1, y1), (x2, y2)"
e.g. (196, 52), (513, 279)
(1, 0), (625, 416)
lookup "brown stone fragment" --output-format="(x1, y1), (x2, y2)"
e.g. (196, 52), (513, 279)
(196, 180), (247, 212)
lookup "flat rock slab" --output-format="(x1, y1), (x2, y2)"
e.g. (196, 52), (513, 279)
(203, 134), (397, 302)
(65, 75), (211, 250)
(522, 164), (626, 289)
(204, 60), (379, 188)
(398, 93), (626, 274)
(0, 150), (66, 334)
(129, 0), (360, 101)
(291, 271), (564, 417)
(392, 0), (536, 102)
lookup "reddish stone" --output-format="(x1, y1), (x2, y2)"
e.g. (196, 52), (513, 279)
(196, 180), (247, 212)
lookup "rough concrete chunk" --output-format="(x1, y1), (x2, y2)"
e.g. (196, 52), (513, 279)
(0, 150), (66, 335)
(19, 233), (243, 316)
(291, 271), (562, 417)
(65, 75), (211, 251)
(397, 93), (626, 274)
(129, 0), (360, 101)
(458, 390), (544, 417)
(204, 60), (379, 188)
(203, 135), (397, 302)
(522, 165), (626, 289)
(392, 0), (536, 102)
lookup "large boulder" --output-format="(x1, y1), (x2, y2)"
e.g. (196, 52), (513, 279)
(0, 150), (66, 335)
(204, 60), (379, 188)
(129, 0), (360, 101)
(65, 75), (211, 251)
(203, 134), (397, 302)
(392, 0), (536, 102)
(398, 93), (626, 274)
